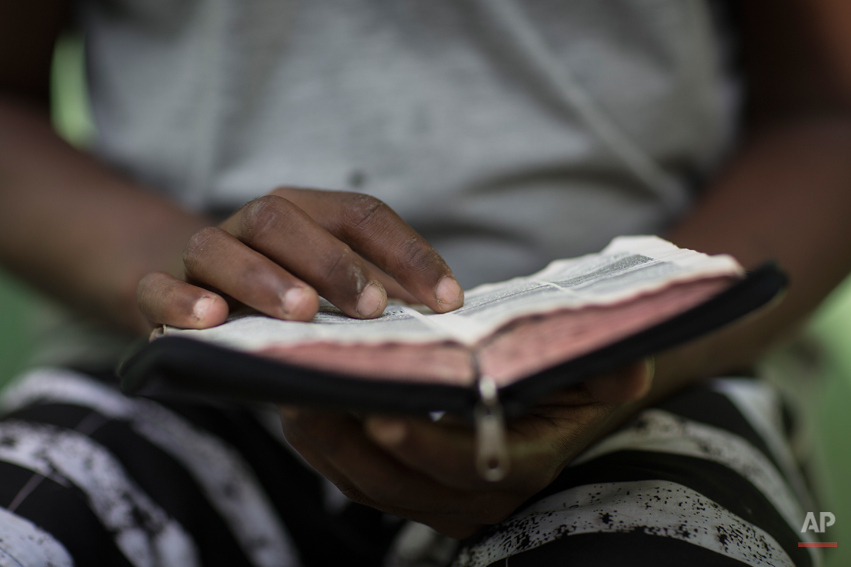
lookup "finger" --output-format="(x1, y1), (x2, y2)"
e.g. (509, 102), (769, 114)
(582, 358), (654, 403)
(183, 226), (319, 321)
(364, 415), (481, 490)
(363, 415), (563, 493)
(279, 410), (379, 505)
(281, 416), (511, 538)
(137, 271), (229, 328)
(361, 258), (419, 304)
(221, 195), (387, 319)
(280, 408), (482, 514)
(272, 188), (464, 313)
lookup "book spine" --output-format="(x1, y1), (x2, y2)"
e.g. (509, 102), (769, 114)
(474, 375), (510, 482)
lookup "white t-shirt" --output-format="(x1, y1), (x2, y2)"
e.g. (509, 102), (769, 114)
(36, 0), (741, 367)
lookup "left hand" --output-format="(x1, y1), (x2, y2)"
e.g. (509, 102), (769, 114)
(279, 358), (653, 538)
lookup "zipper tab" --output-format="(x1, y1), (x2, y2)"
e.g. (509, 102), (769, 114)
(474, 375), (509, 482)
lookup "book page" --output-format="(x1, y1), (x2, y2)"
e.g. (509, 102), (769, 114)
(420, 236), (742, 344)
(161, 236), (743, 351)
(164, 302), (453, 350)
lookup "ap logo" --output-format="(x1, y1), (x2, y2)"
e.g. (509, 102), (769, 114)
(801, 512), (835, 534)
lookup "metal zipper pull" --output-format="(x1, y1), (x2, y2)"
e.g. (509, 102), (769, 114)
(474, 375), (509, 482)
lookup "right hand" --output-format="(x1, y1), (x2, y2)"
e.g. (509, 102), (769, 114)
(136, 187), (464, 329)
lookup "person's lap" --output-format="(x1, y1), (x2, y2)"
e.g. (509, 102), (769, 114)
(451, 380), (817, 566)
(0, 368), (818, 567)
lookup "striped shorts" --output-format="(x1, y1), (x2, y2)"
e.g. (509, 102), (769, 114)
(0, 368), (821, 567)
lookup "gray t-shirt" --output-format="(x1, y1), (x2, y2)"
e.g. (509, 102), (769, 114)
(35, 0), (740, 368)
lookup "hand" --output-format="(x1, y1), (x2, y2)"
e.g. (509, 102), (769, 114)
(279, 358), (654, 538)
(136, 187), (464, 328)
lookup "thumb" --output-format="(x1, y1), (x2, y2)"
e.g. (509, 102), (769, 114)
(583, 358), (654, 403)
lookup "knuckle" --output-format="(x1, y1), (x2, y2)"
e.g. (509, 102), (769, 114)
(183, 226), (223, 269)
(340, 193), (388, 234)
(393, 235), (442, 275)
(240, 195), (295, 242)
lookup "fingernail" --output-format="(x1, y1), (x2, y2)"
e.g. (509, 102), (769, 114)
(356, 282), (386, 318)
(282, 287), (309, 317)
(192, 297), (214, 322)
(366, 417), (407, 446)
(435, 276), (463, 307)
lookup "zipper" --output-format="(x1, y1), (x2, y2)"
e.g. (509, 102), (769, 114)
(473, 375), (510, 482)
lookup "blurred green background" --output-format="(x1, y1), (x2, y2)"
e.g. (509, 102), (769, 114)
(0, 34), (849, 564)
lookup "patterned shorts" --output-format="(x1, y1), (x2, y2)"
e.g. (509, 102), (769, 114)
(0, 368), (820, 566)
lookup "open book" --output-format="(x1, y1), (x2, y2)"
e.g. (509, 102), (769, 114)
(154, 236), (744, 385)
(120, 236), (786, 479)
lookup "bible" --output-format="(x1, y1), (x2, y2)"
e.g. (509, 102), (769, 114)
(120, 236), (786, 479)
